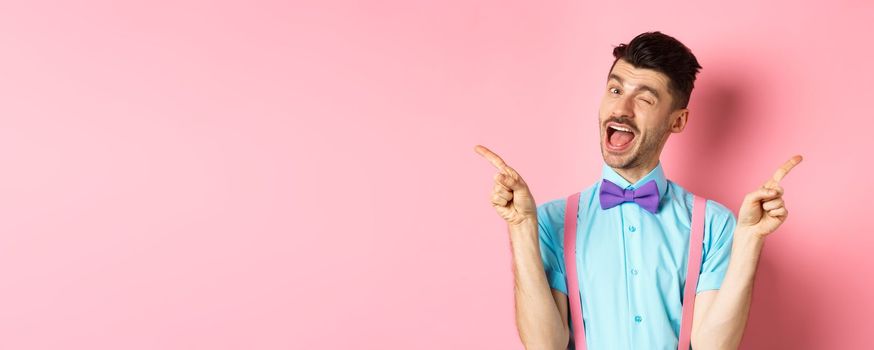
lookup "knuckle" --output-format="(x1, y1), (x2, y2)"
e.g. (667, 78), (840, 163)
(496, 176), (508, 187)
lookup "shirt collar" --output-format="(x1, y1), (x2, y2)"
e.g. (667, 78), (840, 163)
(600, 161), (669, 199)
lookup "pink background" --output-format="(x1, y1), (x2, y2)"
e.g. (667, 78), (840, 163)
(1, 0), (872, 349)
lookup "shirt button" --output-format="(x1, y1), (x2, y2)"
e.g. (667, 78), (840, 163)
(628, 225), (637, 232)
(634, 315), (643, 323)
(631, 268), (638, 275)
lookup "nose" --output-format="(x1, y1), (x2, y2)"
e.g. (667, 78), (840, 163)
(611, 94), (635, 119)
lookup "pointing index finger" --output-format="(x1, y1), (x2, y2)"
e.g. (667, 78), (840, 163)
(474, 144), (510, 173)
(765, 155), (803, 188)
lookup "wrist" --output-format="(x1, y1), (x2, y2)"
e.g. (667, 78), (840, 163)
(733, 226), (766, 251)
(508, 216), (538, 240)
(509, 215), (537, 230)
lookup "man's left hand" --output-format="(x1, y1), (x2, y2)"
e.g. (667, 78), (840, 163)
(736, 155), (803, 239)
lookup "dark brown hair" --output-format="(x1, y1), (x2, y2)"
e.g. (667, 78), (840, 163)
(610, 31), (702, 110)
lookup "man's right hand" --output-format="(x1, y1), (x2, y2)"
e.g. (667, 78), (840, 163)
(474, 145), (537, 227)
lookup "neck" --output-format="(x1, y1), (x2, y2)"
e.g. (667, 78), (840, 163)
(611, 158), (660, 184)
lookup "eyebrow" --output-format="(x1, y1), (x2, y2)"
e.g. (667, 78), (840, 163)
(608, 73), (661, 99)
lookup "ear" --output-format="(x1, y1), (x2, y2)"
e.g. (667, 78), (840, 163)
(670, 108), (689, 133)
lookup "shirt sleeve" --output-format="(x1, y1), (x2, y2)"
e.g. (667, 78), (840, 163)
(696, 199), (737, 294)
(537, 199), (568, 295)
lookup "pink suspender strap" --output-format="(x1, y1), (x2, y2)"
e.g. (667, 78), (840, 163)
(678, 195), (707, 350)
(562, 192), (584, 349)
(563, 193), (707, 350)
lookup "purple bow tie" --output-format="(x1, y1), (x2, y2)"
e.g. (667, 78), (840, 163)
(599, 179), (660, 214)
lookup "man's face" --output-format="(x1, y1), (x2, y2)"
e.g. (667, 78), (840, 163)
(598, 58), (686, 170)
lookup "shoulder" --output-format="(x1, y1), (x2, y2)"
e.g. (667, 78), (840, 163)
(703, 199), (737, 243)
(666, 180), (737, 236)
(536, 197), (567, 233)
(704, 198), (736, 224)
(666, 180), (736, 221)
(535, 182), (599, 234)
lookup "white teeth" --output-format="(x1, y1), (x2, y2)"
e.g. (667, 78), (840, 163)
(609, 125), (632, 132)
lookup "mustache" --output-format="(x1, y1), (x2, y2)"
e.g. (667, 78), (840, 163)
(603, 117), (638, 133)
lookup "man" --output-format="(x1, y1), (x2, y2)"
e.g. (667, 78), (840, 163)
(474, 31), (801, 349)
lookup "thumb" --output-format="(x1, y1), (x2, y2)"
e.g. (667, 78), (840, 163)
(496, 172), (528, 192)
(743, 187), (781, 208)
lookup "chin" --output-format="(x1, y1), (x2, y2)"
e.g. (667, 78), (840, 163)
(603, 156), (636, 169)
(600, 145), (640, 169)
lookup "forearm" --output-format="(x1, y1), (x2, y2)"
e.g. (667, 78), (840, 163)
(509, 221), (568, 349)
(694, 229), (764, 349)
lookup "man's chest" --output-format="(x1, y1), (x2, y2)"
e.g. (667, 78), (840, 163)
(573, 204), (694, 289)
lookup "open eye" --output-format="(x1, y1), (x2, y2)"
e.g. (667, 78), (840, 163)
(609, 87), (620, 95)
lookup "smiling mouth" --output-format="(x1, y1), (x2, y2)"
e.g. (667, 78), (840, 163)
(605, 123), (636, 150)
